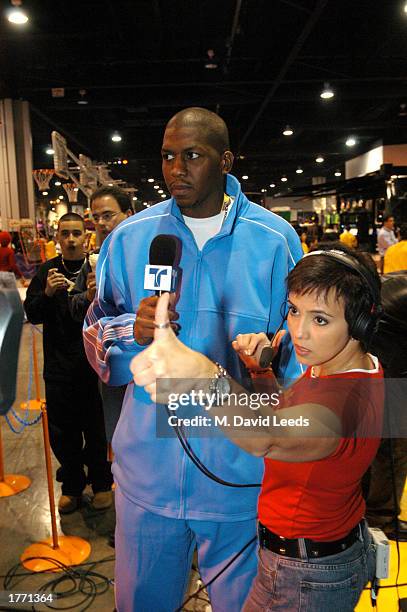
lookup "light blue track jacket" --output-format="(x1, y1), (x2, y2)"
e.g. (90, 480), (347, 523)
(83, 174), (303, 521)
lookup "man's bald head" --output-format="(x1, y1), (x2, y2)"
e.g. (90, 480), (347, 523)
(165, 107), (230, 154)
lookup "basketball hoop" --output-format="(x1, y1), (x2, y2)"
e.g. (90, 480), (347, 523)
(51, 131), (69, 179)
(33, 169), (54, 191)
(62, 183), (79, 203)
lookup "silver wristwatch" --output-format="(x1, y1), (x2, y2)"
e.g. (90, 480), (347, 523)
(208, 362), (231, 397)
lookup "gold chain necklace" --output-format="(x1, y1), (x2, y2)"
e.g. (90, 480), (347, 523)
(61, 257), (84, 277)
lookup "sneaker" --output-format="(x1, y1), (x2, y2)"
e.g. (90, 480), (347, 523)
(58, 495), (81, 514)
(92, 490), (113, 511)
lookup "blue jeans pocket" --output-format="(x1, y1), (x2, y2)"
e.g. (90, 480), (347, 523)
(299, 573), (360, 612)
(243, 548), (277, 611)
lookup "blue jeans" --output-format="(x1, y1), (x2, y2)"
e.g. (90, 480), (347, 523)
(243, 521), (375, 611)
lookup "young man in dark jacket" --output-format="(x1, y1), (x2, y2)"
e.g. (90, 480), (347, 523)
(24, 212), (113, 514)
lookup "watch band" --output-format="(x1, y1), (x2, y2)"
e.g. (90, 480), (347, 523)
(207, 362), (231, 397)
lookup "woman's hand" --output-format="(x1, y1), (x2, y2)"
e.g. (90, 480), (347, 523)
(232, 330), (286, 370)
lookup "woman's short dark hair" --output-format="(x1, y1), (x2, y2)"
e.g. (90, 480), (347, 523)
(287, 243), (381, 351)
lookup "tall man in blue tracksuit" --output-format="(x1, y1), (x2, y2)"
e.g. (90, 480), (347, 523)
(83, 107), (303, 611)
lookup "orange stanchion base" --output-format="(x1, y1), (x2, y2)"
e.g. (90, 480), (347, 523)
(0, 474), (31, 497)
(21, 535), (91, 572)
(20, 399), (45, 411)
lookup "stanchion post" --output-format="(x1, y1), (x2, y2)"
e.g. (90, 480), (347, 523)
(21, 404), (91, 571)
(40, 403), (59, 549)
(32, 331), (42, 405)
(20, 326), (46, 411)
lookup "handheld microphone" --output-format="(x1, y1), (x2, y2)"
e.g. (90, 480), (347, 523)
(144, 234), (181, 295)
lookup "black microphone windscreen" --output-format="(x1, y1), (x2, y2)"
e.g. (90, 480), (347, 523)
(149, 235), (179, 266)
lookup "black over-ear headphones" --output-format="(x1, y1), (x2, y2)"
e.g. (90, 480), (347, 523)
(304, 249), (383, 344)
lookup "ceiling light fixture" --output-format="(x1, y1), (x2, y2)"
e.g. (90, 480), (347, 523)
(42, 191), (48, 196)
(346, 136), (356, 147)
(296, 167), (303, 174)
(147, 178), (154, 183)
(154, 185), (160, 189)
(282, 125), (294, 136)
(77, 89), (88, 105)
(281, 176), (288, 182)
(334, 170), (342, 177)
(46, 147), (55, 155)
(315, 155), (324, 163)
(269, 183), (276, 188)
(320, 82), (334, 100)
(7, 0), (28, 24)
(242, 175), (248, 180)
(54, 181), (61, 186)
(111, 132), (122, 142)
(204, 49), (218, 70)
(261, 188), (267, 193)
(132, 196), (137, 201)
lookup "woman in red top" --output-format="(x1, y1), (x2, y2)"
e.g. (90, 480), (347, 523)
(131, 248), (383, 612)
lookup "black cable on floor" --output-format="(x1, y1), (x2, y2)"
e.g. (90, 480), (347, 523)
(2, 555), (115, 611)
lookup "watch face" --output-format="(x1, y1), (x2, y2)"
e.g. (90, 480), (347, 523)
(215, 375), (231, 396)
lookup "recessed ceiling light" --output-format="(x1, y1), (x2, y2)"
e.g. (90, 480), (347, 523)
(132, 196), (137, 200)
(158, 189), (163, 194)
(161, 194), (166, 198)
(269, 183), (276, 188)
(281, 176), (288, 182)
(346, 137), (356, 147)
(154, 185), (160, 189)
(242, 175), (248, 180)
(320, 83), (334, 99)
(282, 125), (294, 136)
(315, 155), (324, 163)
(261, 188), (267, 193)
(334, 171), (342, 177)
(42, 191), (48, 195)
(7, 8), (28, 24)
(46, 147), (55, 155)
(296, 167), (303, 174)
(111, 132), (122, 142)
(54, 181), (61, 186)
(147, 178), (154, 183)
(58, 195), (64, 200)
